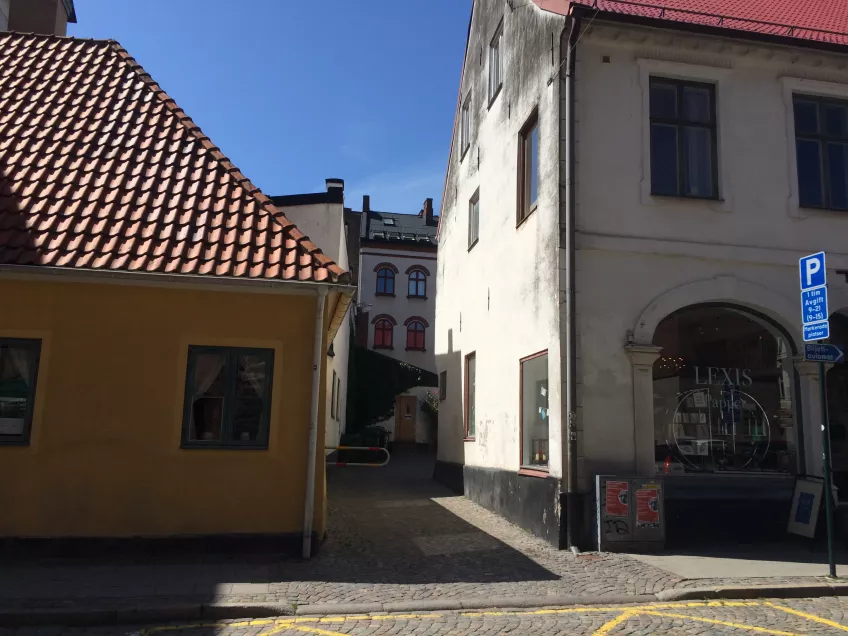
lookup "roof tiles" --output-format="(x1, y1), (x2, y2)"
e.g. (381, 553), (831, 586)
(0, 32), (345, 283)
(535, 0), (848, 47)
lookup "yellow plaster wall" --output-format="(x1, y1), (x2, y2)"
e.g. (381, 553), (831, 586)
(0, 278), (330, 538)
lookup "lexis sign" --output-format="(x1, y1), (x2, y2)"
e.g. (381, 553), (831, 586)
(692, 366), (753, 387)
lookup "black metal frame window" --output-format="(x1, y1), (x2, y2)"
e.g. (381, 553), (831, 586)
(182, 346), (274, 450)
(650, 77), (718, 199)
(794, 94), (848, 210)
(408, 270), (427, 298)
(0, 338), (41, 446)
(376, 267), (395, 296)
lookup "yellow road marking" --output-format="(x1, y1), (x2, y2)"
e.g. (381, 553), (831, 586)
(592, 610), (637, 635)
(765, 601), (848, 632)
(291, 626), (355, 636)
(638, 610), (803, 635)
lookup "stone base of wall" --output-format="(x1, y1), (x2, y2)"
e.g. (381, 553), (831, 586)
(464, 465), (562, 548)
(433, 459), (465, 494)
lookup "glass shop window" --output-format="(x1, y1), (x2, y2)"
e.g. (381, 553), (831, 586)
(521, 351), (549, 468)
(652, 306), (796, 475)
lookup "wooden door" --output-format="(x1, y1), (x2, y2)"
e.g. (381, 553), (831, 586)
(395, 395), (417, 442)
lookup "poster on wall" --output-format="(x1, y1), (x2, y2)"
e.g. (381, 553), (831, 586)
(636, 487), (660, 528)
(605, 481), (629, 517)
(787, 476), (824, 538)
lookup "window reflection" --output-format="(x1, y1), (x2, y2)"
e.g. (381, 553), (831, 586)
(653, 306), (796, 474)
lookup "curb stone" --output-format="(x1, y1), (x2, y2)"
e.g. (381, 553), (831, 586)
(3, 584), (848, 627)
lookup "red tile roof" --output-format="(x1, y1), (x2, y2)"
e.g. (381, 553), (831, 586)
(0, 33), (346, 283)
(534, 0), (848, 47)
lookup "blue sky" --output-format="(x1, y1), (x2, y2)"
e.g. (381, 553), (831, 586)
(68, 0), (470, 215)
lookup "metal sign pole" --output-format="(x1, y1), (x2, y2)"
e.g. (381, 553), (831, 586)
(818, 358), (837, 578)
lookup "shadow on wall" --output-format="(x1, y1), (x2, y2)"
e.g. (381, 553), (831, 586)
(433, 328), (467, 493)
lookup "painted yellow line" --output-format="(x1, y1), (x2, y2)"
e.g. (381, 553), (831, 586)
(257, 621), (296, 636)
(592, 610), (637, 635)
(292, 625), (354, 636)
(765, 601), (848, 632)
(638, 610), (803, 635)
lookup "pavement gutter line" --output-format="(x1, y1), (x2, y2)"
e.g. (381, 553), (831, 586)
(4, 585), (848, 627)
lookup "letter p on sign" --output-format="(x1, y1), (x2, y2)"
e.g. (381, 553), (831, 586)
(800, 252), (826, 291)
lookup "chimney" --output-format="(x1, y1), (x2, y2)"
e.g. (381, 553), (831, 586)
(7, 0), (77, 36)
(325, 178), (344, 192)
(359, 195), (371, 239)
(423, 198), (434, 225)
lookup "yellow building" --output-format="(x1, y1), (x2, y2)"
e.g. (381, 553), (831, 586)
(0, 32), (352, 556)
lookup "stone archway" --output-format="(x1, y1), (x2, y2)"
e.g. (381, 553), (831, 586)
(630, 276), (801, 350)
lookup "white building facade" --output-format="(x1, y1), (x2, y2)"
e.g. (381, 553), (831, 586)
(436, 0), (848, 548)
(273, 181), (352, 450)
(349, 197), (438, 444)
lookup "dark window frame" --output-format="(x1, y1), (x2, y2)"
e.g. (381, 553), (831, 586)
(331, 369), (337, 420)
(439, 370), (447, 401)
(406, 321), (426, 351)
(517, 110), (539, 225)
(465, 352), (476, 440)
(0, 337), (42, 446)
(649, 76), (719, 200)
(488, 20), (504, 106)
(407, 270), (427, 298)
(519, 349), (549, 474)
(375, 267), (395, 296)
(793, 93), (848, 211)
(181, 345), (275, 450)
(460, 91), (471, 160)
(374, 319), (394, 350)
(469, 188), (480, 249)
(335, 376), (342, 422)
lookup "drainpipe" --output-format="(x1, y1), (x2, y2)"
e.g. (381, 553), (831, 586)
(302, 287), (328, 559)
(563, 14), (580, 552)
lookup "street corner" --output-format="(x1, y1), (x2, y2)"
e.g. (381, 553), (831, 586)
(60, 598), (848, 636)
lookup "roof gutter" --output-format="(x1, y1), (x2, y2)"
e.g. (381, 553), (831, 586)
(0, 264), (356, 341)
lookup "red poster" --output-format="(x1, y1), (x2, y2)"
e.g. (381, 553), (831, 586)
(636, 488), (660, 528)
(605, 481), (629, 517)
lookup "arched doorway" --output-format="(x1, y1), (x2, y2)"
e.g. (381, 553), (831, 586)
(826, 313), (848, 497)
(650, 304), (799, 542)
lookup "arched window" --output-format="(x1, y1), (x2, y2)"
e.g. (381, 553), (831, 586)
(408, 270), (427, 298)
(406, 321), (426, 351)
(376, 268), (395, 295)
(374, 319), (394, 349)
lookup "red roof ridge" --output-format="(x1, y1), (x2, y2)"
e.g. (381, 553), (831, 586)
(104, 40), (345, 280)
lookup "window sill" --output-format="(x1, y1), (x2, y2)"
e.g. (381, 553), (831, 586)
(0, 439), (31, 447)
(650, 191), (722, 202)
(407, 295), (428, 300)
(181, 443), (269, 451)
(468, 238), (479, 252)
(487, 84), (502, 109)
(374, 345), (394, 351)
(518, 467), (549, 478)
(375, 292), (395, 298)
(516, 204), (537, 229)
(405, 347), (426, 352)
(464, 437), (476, 442)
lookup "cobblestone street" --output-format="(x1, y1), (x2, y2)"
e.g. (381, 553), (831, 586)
(0, 449), (837, 615)
(4, 598), (848, 635)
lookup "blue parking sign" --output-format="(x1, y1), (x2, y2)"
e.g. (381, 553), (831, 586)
(800, 252), (826, 291)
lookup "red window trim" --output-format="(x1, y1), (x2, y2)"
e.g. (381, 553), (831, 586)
(373, 262), (399, 273)
(517, 109), (539, 227)
(405, 320), (426, 351)
(519, 349), (549, 472)
(373, 318), (395, 350)
(404, 264), (431, 276)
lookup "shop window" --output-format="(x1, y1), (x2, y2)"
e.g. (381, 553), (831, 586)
(376, 267), (395, 296)
(652, 306), (796, 474)
(0, 338), (41, 446)
(520, 351), (549, 468)
(518, 111), (539, 224)
(406, 321), (426, 351)
(465, 352), (476, 438)
(182, 346), (274, 449)
(650, 77), (718, 199)
(374, 319), (394, 349)
(794, 95), (848, 210)
(408, 270), (427, 298)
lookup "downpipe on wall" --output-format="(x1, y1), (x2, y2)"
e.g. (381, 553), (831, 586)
(562, 14), (580, 552)
(302, 287), (328, 559)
